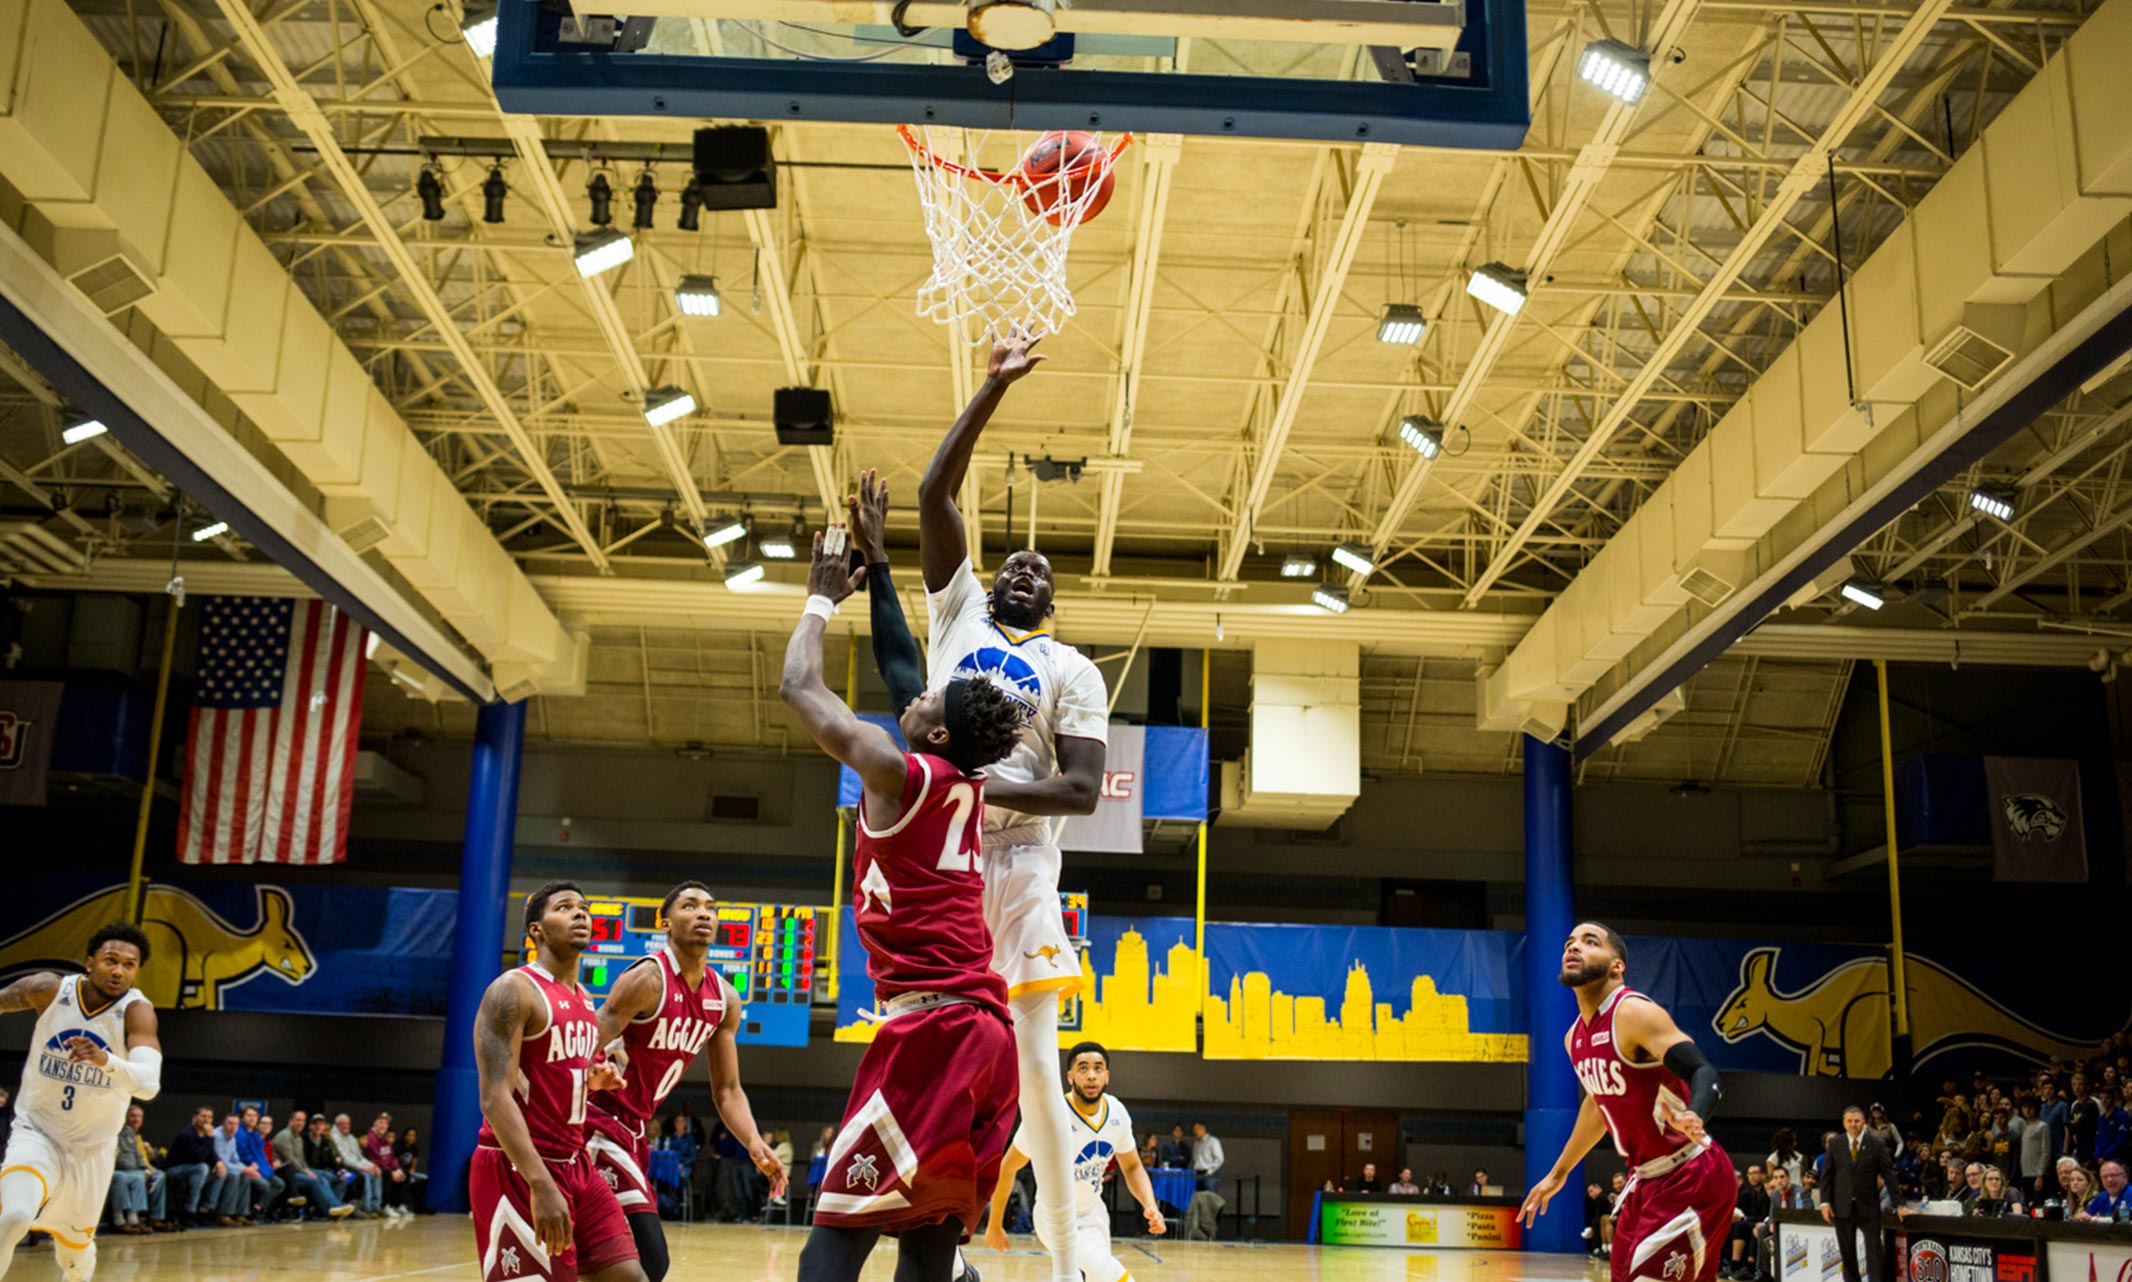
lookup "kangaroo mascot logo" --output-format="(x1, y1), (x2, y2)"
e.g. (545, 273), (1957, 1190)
(2001, 794), (2068, 842)
(0, 882), (316, 1010)
(1712, 946), (2113, 1078)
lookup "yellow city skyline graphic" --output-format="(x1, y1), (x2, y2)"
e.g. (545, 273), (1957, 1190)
(834, 924), (1203, 1050)
(1202, 957), (1528, 1062)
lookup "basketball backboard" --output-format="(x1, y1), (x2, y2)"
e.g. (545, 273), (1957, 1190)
(486, 0), (1528, 148)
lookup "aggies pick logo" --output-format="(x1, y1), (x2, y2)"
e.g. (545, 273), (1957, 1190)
(0, 710), (29, 770)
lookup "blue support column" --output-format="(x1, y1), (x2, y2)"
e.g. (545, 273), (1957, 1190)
(1522, 733), (1582, 1255)
(427, 699), (527, 1213)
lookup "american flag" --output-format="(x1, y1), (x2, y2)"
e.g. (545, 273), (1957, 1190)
(176, 596), (367, 865)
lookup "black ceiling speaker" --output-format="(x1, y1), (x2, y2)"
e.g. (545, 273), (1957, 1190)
(774, 387), (834, 447)
(692, 126), (777, 211)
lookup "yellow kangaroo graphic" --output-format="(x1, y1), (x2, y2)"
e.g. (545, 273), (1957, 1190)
(1024, 945), (1065, 968)
(1713, 946), (2112, 1078)
(0, 883), (316, 1010)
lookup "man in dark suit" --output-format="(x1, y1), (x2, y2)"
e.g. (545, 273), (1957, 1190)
(1822, 1106), (1895, 1282)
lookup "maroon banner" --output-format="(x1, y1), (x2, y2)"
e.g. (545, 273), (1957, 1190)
(0, 680), (63, 807)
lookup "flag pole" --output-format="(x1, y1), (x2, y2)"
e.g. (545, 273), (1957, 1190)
(1873, 658), (1911, 1062)
(127, 589), (182, 924)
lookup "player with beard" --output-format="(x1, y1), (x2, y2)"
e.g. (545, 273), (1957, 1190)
(1522, 923), (1733, 1282)
(585, 882), (786, 1282)
(984, 1042), (1165, 1282)
(905, 338), (1109, 1282)
(470, 883), (642, 1282)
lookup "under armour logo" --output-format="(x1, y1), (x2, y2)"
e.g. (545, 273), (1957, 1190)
(1663, 1250), (1688, 1280)
(559, 1000), (572, 1010)
(500, 1245), (522, 1276)
(848, 1153), (880, 1191)
(673, 994), (683, 1004)
(1024, 945), (1063, 967)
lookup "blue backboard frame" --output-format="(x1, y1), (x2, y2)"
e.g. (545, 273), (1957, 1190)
(489, 0), (1529, 149)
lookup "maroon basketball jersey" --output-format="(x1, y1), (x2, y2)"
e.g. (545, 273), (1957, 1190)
(852, 753), (1008, 1015)
(587, 950), (735, 1137)
(1569, 984), (1697, 1167)
(478, 963), (602, 1160)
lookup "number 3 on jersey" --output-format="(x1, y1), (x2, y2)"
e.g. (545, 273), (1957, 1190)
(934, 782), (977, 872)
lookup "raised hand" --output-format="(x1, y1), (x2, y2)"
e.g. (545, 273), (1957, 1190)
(807, 527), (868, 605)
(987, 334), (1046, 384)
(846, 468), (891, 565)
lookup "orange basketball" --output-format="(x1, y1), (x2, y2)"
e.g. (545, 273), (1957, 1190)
(1017, 130), (1115, 226)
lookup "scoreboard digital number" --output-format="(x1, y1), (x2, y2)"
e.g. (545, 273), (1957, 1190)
(517, 899), (819, 1047)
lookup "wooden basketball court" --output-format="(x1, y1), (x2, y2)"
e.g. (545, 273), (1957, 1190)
(24, 1216), (1603, 1282)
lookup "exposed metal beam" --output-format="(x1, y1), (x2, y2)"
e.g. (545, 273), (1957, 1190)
(1091, 133), (1181, 577)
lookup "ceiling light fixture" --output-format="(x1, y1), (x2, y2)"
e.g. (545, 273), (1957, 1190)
(631, 171), (658, 231)
(482, 165), (507, 224)
(1329, 542), (1375, 575)
(60, 417), (108, 445)
(417, 167), (447, 221)
(724, 559), (765, 588)
(1280, 553), (1317, 578)
(192, 520), (230, 542)
(675, 274), (722, 317)
(460, 3), (498, 56)
(1397, 415), (1444, 459)
(1578, 38), (1652, 105)
(1312, 585), (1351, 614)
(1840, 578), (1886, 611)
(573, 228), (633, 277)
(1466, 262), (1529, 316)
(759, 522), (800, 559)
(1969, 485), (2015, 522)
(587, 172), (615, 227)
(703, 516), (747, 550)
(1377, 303), (1427, 345)
(677, 177), (704, 232)
(641, 386), (696, 427)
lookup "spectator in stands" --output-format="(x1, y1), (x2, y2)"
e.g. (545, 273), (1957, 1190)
(770, 1129), (795, 1209)
(1935, 1084), (1974, 1147)
(363, 1114), (412, 1218)
(1429, 1170), (1454, 1196)
(1138, 1133), (1160, 1169)
(109, 1104), (167, 1234)
(1469, 1169), (1491, 1196)
(2040, 1078), (2070, 1180)
(232, 1106), (283, 1219)
(1583, 1182), (1608, 1256)
(2084, 1159), (2127, 1221)
(2069, 1073), (2100, 1166)
(330, 1113), (383, 1214)
(1725, 1164), (1770, 1279)
(1191, 1122), (1224, 1192)
(1391, 1169), (1420, 1195)
(271, 1110), (341, 1219)
(1967, 1167), (2024, 1218)
(1768, 1130), (1806, 1188)
(1757, 1164), (1808, 1278)
(2096, 1086), (2129, 1170)
(306, 1113), (355, 1210)
(163, 1105), (225, 1225)
(2017, 1098), (2052, 1201)
(1598, 1171), (1627, 1256)
(395, 1127), (428, 1210)
(1354, 1163), (1383, 1193)
(1866, 1107), (1901, 1156)
(213, 1110), (280, 1225)
(1160, 1124), (1190, 1169)
(1958, 1162), (1986, 1204)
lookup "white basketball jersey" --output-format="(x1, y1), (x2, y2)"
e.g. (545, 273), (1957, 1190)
(1015, 1093), (1136, 1219)
(16, 976), (150, 1146)
(925, 559), (1107, 837)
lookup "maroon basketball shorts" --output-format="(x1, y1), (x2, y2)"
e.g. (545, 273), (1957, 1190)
(813, 999), (1017, 1236)
(471, 1145), (636, 1282)
(584, 1108), (656, 1216)
(1613, 1142), (1739, 1282)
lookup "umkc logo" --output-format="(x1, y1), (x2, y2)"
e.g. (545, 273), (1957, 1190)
(1072, 1139), (1111, 1188)
(951, 648), (1042, 717)
(0, 710), (30, 769)
(38, 1027), (114, 1089)
(1100, 771), (1137, 800)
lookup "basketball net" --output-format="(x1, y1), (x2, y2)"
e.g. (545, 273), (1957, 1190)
(898, 124), (1132, 340)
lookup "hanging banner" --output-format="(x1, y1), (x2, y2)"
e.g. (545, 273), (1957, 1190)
(0, 680), (63, 807)
(0, 879), (453, 1016)
(836, 907), (1201, 1052)
(838, 720), (1208, 827)
(1201, 923), (1526, 1062)
(1060, 724), (1144, 853)
(1984, 756), (2088, 883)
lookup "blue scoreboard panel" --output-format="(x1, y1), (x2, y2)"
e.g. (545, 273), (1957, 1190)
(519, 898), (819, 1047)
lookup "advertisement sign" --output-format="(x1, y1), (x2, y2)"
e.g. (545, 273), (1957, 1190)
(1898, 1227), (2040, 1282)
(1315, 1197), (1521, 1249)
(1059, 724), (1144, 853)
(2045, 1241), (2132, 1282)
(1777, 1219), (1880, 1282)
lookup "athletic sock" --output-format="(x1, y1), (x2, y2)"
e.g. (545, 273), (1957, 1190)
(1009, 990), (1079, 1282)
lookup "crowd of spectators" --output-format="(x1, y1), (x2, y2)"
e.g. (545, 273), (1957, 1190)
(99, 1103), (428, 1234)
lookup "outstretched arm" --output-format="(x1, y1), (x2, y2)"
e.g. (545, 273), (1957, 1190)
(850, 469), (927, 713)
(779, 527), (908, 801)
(1520, 1091), (1611, 1227)
(0, 971), (59, 1015)
(705, 1019), (786, 1199)
(918, 338), (1045, 592)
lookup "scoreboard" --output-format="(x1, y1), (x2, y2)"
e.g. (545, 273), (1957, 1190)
(517, 897), (820, 1047)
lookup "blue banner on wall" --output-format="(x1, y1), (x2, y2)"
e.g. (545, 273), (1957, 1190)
(836, 719), (1207, 820)
(1203, 923), (1528, 1062)
(0, 879), (455, 1016)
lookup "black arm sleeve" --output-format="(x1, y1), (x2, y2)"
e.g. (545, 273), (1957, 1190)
(1663, 1038), (1723, 1122)
(865, 561), (927, 714)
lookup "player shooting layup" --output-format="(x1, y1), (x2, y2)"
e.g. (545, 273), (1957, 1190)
(0, 922), (161, 1282)
(782, 524), (1028, 1282)
(985, 1041), (1166, 1282)
(914, 337), (1109, 1282)
(585, 881), (786, 1282)
(1522, 923), (1735, 1282)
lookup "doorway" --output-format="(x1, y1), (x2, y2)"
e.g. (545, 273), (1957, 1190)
(1286, 1108), (1399, 1238)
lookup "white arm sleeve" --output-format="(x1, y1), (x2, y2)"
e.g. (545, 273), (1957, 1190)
(105, 1045), (163, 1101)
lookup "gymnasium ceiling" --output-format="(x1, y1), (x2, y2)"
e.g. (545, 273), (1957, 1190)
(2, 0), (2129, 787)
